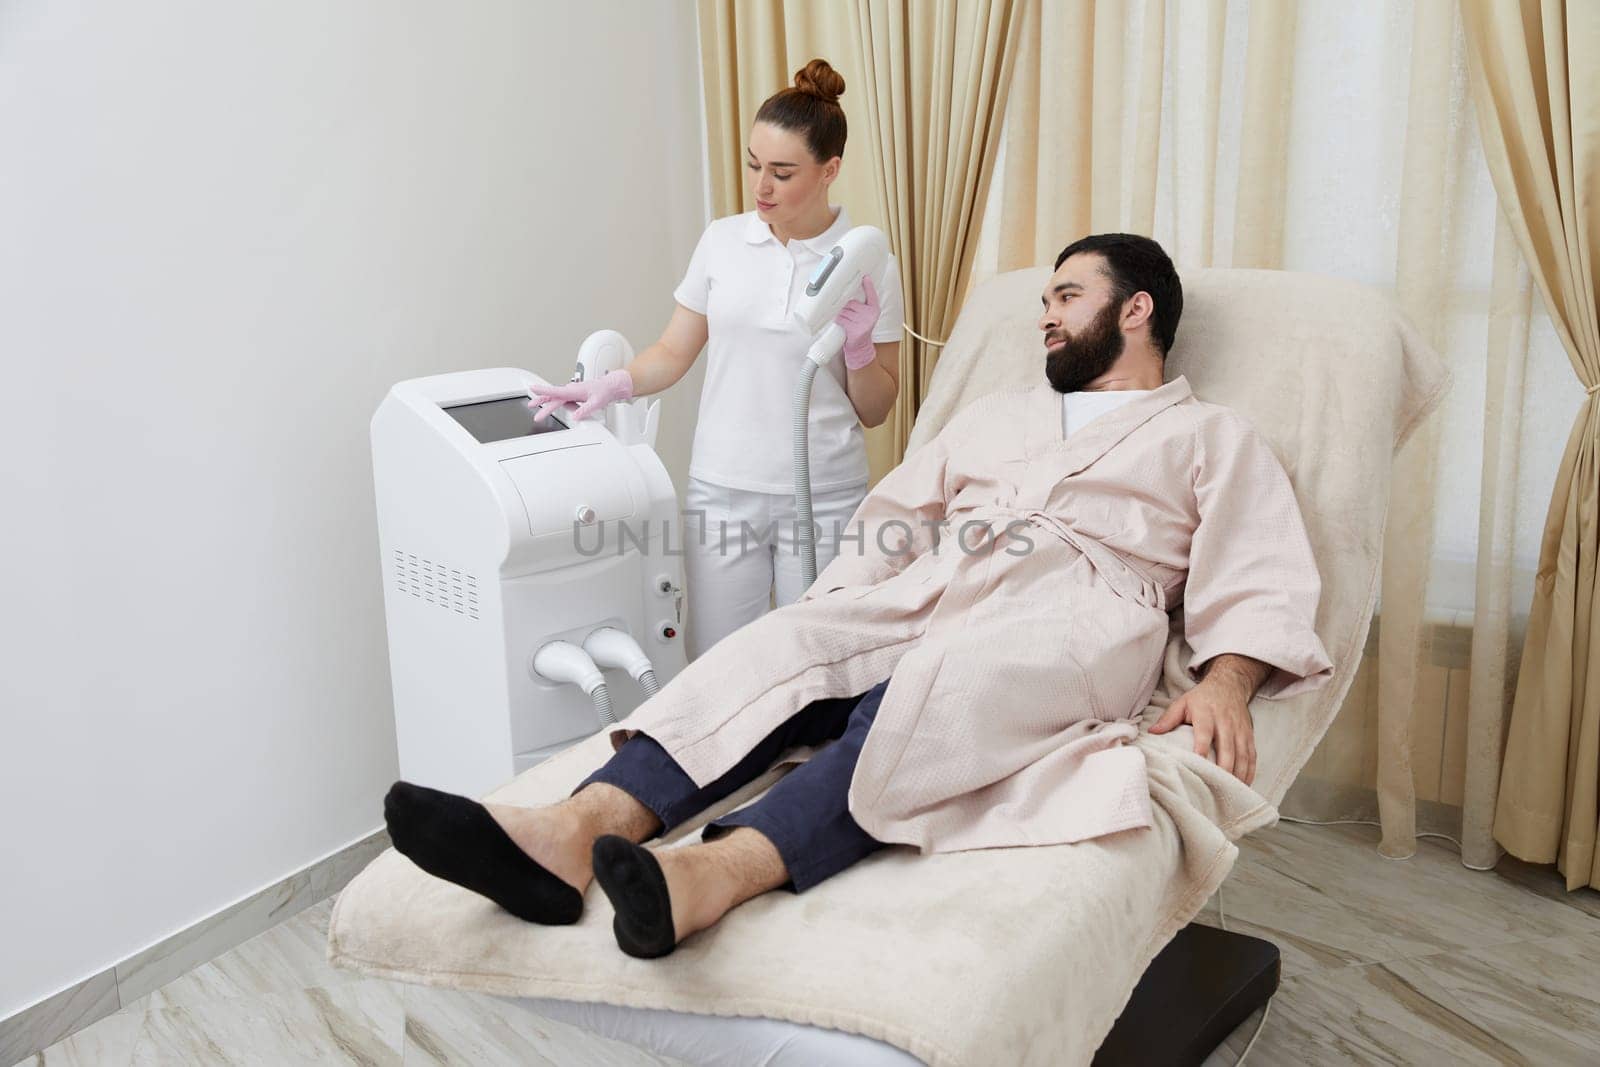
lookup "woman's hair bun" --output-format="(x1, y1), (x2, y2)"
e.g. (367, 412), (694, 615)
(755, 58), (849, 159)
(793, 59), (845, 105)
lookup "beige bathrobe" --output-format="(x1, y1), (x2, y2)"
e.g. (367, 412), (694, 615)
(613, 372), (1334, 852)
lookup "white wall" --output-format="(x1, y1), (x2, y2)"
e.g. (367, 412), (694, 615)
(0, 0), (708, 1017)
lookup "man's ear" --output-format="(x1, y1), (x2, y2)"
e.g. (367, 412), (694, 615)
(1122, 291), (1155, 332)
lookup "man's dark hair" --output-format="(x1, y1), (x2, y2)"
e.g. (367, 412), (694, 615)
(1054, 233), (1183, 355)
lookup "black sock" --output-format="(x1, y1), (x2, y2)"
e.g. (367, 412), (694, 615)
(383, 781), (583, 925)
(591, 834), (677, 958)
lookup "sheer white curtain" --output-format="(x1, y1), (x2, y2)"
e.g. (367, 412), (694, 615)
(971, 0), (1581, 866)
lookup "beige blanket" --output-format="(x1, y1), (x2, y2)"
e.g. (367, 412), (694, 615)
(329, 266), (1448, 1065)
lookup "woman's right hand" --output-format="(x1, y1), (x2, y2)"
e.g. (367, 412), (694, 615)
(527, 368), (635, 422)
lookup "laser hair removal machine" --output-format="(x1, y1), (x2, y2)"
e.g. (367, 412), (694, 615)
(371, 335), (685, 798)
(790, 224), (890, 586)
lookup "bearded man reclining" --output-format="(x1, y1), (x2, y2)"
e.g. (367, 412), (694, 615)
(381, 232), (1334, 958)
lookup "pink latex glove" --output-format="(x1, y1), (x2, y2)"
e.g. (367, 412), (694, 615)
(834, 274), (883, 371)
(527, 368), (634, 422)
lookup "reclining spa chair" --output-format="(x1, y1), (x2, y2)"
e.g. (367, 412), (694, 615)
(328, 266), (1449, 1066)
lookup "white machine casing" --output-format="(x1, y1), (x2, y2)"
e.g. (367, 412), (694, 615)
(371, 365), (685, 797)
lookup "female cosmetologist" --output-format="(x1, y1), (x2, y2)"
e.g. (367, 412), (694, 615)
(528, 58), (905, 660)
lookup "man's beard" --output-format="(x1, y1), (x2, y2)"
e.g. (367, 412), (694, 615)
(1044, 299), (1126, 393)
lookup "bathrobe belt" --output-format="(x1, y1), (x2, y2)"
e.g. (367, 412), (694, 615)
(954, 503), (1168, 614)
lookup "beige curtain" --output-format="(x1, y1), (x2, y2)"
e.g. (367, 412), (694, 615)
(1229, 0), (1297, 270)
(996, 0), (1164, 266)
(1463, 208), (1539, 868)
(995, 0), (1295, 272)
(852, 0), (1027, 446)
(1463, 0), (1600, 890)
(1371, 0), (1453, 861)
(695, 0), (1024, 476)
(1235, 3), (1540, 870)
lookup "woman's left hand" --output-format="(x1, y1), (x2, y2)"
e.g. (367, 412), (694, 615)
(835, 275), (883, 371)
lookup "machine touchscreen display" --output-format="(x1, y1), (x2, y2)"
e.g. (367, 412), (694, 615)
(443, 396), (568, 444)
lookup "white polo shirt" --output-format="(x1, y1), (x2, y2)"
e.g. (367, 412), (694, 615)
(673, 206), (906, 493)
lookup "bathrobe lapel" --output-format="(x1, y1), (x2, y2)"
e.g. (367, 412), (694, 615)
(1018, 375), (1194, 507)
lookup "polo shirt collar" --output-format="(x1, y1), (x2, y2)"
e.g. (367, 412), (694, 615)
(743, 205), (854, 252)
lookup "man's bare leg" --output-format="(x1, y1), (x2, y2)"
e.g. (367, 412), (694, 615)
(590, 826), (790, 957)
(659, 828), (790, 938)
(483, 783), (664, 893)
(383, 780), (664, 925)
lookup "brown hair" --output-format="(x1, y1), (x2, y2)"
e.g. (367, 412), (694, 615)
(753, 58), (847, 162)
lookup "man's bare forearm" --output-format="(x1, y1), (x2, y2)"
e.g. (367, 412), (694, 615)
(1198, 653), (1272, 700)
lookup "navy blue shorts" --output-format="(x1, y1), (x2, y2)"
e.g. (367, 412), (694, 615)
(574, 679), (891, 893)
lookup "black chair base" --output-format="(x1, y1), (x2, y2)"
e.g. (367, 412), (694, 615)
(1093, 923), (1280, 1066)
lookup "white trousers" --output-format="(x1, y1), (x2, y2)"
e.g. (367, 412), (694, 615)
(681, 475), (868, 662)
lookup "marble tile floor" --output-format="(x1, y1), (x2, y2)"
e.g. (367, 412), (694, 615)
(18, 821), (1600, 1066)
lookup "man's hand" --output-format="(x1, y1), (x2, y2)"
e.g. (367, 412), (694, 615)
(1149, 654), (1271, 785)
